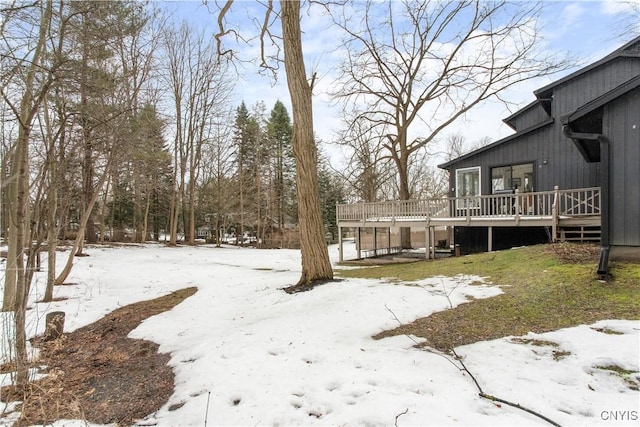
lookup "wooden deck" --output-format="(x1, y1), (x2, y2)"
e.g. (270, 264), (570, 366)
(336, 187), (601, 261)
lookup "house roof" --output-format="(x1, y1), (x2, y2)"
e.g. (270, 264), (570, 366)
(439, 36), (640, 170)
(561, 75), (640, 163)
(502, 100), (540, 130)
(438, 118), (554, 169)
(561, 74), (640, 125)
(534, 36), (640, 101)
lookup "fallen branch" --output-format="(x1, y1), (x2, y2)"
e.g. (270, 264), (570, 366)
(383, 304), (561, 427)
(394, 408), (408, 427)
(384, 304), (460, 371)
(451, 348), (561, 427)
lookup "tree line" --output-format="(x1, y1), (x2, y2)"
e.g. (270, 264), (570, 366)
(0, 2), (343, 251)
(0, 0), (346, 387)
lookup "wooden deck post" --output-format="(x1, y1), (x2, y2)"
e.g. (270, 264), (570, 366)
(552, 185), (559, 242)
(356, 227), (362, 259)
(430, 226), (436, 260)
(514, 189), (521, 225)
(425, 227), (430, 260)
(373, 227), (378, 257)
(338, 225), (343, 262)
(488, 226), (493, 252)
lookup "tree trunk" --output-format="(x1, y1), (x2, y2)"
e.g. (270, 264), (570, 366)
(2, 202), (18, 311)
(396, 134), (412, 249)
(239, 154), (244, 246)
(142, 185), (151, 242)
(168, 179), (178, 245)
(98, 174), (111, 243)
(168, 107), (181, 245)
(188, 176), (196, 245)
(256, 159), (262, 247)
(133, 175), (142, 242)
(55, 158), (111, 285)
(44, 98), (63, 301)
(44, 173), (58, 302)
(79, 14), (95, 250)
(280, 0), (333, 285)
(43, 311), (65, 341)
(7, 0), (54, 386)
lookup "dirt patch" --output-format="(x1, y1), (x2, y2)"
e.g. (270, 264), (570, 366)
(544, 242), (600, 263)
(1, 287), (197, 426)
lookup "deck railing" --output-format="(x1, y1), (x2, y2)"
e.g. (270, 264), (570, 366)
(336, 187), (600, 223)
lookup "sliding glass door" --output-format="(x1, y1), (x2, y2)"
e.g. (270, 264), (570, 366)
(491, 163), (534, 193)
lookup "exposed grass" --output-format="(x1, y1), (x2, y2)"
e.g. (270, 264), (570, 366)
(595, 365), (640, 391)
(337, 243), (640, 352)
(509, 338), (559, 347)
(596, 365), (638, 376)
(552, 350), (572, 361)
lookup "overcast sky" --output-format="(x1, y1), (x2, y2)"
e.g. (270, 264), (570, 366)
(165, 0), (638, 166)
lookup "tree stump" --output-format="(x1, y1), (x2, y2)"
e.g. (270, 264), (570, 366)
(43, 311), (65, 341)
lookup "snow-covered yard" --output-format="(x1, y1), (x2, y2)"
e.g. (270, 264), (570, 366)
(1, 242), (638, 426)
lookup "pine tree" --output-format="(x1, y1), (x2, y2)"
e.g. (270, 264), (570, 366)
(232, 102), (262, 244)
(267, 100), (295, 240)
(318, 155), (345, 241)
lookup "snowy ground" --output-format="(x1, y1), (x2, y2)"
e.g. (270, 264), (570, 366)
(1, 242), (638, 426)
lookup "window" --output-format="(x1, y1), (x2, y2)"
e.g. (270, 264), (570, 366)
(491, 163), (534, 193)
(456, 167), (480, 208)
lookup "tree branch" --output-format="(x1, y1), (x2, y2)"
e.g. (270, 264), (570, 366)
(394, 408), (408, 427)
(384, 299), (562, 427)
(214, 0), (237, 57)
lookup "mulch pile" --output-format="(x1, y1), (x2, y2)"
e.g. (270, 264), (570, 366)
(1, 287), (197, 426)
(544, 241), (601, 263)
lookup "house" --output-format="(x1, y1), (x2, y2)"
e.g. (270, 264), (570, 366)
(336, 37), (639, 276)
(438, 36), (640, 275)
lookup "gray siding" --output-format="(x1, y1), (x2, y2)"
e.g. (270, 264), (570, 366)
(552, 58), (640, 118)
(507, 102), (549, 131)
(443, 39), (640, 251)
(605, 89), (640, 246)
(447, 122), (599, 197)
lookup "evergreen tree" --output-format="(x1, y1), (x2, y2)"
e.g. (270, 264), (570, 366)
(66, 0), (141, 247)
(105, 104), (172, 240)
(318, 153), (345, 241)
(232, 101), (262, 243)
(131, 104), (173, 241)
(267, 100), (295, 233)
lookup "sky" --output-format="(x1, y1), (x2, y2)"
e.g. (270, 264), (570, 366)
(1, 243), (638, 425)
(162, 0), (640, 167)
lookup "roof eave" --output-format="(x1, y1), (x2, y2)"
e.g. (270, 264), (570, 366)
(534, 35), (640, 100)
(563, 75), (640, 124)
(438, 118), (554, 170)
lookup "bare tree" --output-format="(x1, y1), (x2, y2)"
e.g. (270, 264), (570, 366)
(112, 2), (162, 243)
(216, 0), (333, 285)
(162, 21), (233, 246)
(1, 0), (55, 386)
(40, 86), (69, 302)
(331, 0), (571, 247)
(336, 115), (394, 202)
(199, 116), (235, 246)
(54, 2), (160, 281)
(615, 1), (640, 40)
